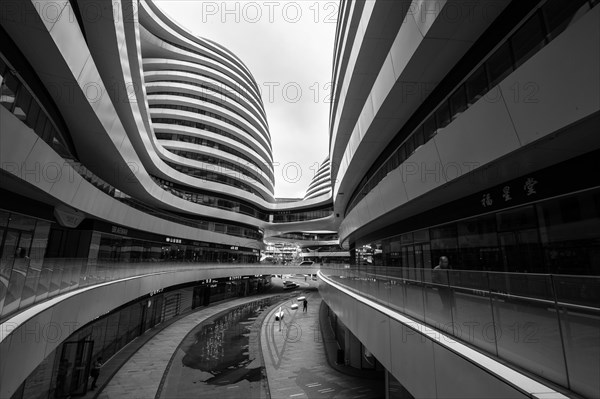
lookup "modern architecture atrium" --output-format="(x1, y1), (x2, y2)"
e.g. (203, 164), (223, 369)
(1, 1), (599, 398)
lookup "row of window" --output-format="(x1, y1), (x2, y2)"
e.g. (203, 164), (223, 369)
(166, 148), (268, 188)
(0, 55), (73, 159)
(152, 117), (271, 161)
(145, 69), (256, 117)
(152, 177), (337, 224)
(164, 160), (267, 200)
(272, 207), (333, 223)
(146, 71), (269, 134)
(150, 102), (253, 141)
(152, 177), (270, 221)
(346, 0), (597, 216)
(149, 88), (266, 136)
(155, 132), (271, 179)
(157, 35), (261, 97)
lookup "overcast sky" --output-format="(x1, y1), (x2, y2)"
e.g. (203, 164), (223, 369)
(154, 1), (337, 198)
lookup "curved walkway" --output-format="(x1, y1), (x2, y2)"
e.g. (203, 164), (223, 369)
(92, 277), (383, 398)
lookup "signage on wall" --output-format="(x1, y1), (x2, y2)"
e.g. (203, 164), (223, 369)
(230, 246), (238, 250)
(166, 237), (182, 244)
(54, 205), (85, 228)
(479, 176), (540, 211)
(111, 225), (129, 235)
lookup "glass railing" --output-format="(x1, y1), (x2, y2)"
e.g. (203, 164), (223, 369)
(0, 258), (306, 323)
(319, 265), (600, 399)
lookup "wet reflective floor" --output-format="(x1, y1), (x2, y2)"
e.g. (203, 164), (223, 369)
(157, 298), (274, 399)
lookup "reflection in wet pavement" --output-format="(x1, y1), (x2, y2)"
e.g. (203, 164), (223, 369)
(158, 298), (275, 399)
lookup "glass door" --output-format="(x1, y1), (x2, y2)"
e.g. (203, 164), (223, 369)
(56, 340), (94, 397)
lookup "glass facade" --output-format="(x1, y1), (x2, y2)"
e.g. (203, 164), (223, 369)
(365, 188), (600, 275)
(0, 209), (262, 321)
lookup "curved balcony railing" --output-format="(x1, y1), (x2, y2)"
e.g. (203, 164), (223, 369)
(319, 265), (600, 399)
(0, 258), (318, 323)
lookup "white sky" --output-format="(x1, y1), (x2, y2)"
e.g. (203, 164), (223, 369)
(154, 1), (337, 198)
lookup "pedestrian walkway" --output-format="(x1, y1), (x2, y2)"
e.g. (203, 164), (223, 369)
(91, 278), (384, 398)
(262, 288), (384, 398)
(95, 294), (277, 399)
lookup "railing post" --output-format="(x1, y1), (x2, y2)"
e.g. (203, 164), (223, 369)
(486, 271), (499, 356)
(550, 274), (571, 390)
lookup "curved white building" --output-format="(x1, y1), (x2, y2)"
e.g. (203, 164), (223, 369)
(2, 1), (598, 399)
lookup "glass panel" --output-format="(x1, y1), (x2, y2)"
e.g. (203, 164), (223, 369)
(13, 88), (31, 122)
(405, 136), (415, 157)
(543, 0), (591, 40)
(102, 312), (121, 360)
(1, 254), (29, 317)
(449, 85), (467, 118)
(18, 259), (40, 310)
(435, 100), (451, 130)
(34, 260), (53, 302)
(35, 111), (47, 137)
(0, 70), (18, 111)
(24, 99), (40, 132)
(414, 126), (424, 149)
(554, 276), (600, 399)
(90, 317), (108, 359)
(423, 114), (437, 141)
(486, 42), (513, 88)
(0, 210), (9, 229)
(511, 13), (546, 68)
(491, 275), (567, 388)
(0, 56), (6, 83)
(0, 230), (19, 315)
(7, 213), (36, 231)
(465, 64), (488, 106)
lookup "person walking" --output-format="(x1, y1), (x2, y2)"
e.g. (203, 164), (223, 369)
(303, 298), (308, 313)
(90, 357), (103, 390)
(433, 256), (453, 314)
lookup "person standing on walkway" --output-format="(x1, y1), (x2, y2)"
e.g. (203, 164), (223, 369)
(90, 357), (103, 390)
(433, 256), (453, 313)
(303, 298), (308, 313)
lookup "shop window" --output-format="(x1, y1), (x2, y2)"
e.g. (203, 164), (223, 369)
(497, 205), (538, 231)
